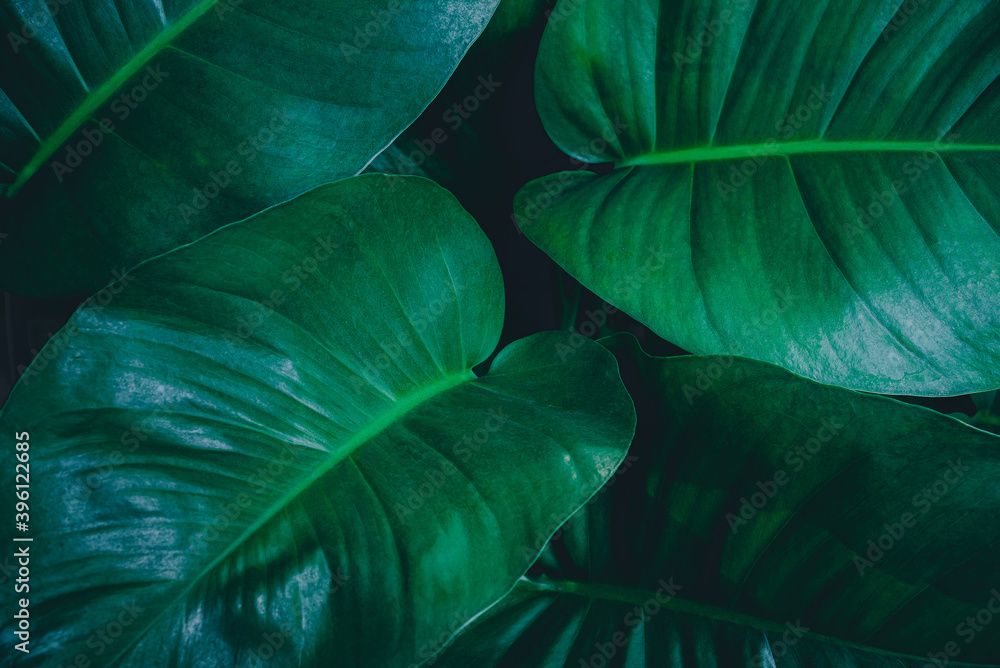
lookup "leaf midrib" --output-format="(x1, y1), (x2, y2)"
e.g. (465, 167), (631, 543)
(615, 139), (1000, 168)
(105, 369), (475, 666)
(520, 577), (982, 665)
(5, 0), (223, 198)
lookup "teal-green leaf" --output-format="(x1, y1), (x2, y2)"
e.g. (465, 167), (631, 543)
(518, 0), (1000, 395)
(437, 334), (1000, 666)
(0, 0), (499, 296)
(0, 175), (635, 667)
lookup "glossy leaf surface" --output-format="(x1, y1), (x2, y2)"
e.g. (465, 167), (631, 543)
(0, 0), (499, 295)
(518, 0), (1000, 395)
(0, 176), (635, 667)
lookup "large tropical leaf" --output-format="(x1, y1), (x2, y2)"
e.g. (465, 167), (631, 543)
(516, 0), (1000, 395)
(437, 334), (1000, 666)
(0, 0), (499, 296)
(0, 175), (635, 667)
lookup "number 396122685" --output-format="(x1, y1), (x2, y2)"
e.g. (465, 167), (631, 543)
(15, 432), (29, 529)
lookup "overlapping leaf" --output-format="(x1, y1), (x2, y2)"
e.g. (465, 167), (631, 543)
(0, 176), (635, 667)
(438, 335), (1000, 666)
(517, 0), (1000, 395)
(0, 0), (499, 295)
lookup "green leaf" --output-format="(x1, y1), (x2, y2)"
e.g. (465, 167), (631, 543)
(517, 0), (1000, 395)
(437, 334), (1000, 667)
(0, 0), (500, 296)
(0, 175), (635, 667)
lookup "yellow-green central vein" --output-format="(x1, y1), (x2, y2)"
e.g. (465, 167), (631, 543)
(105, 369), (475, 667)
(615, 140), (1000, 168)
(5, 0), (223, 199)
